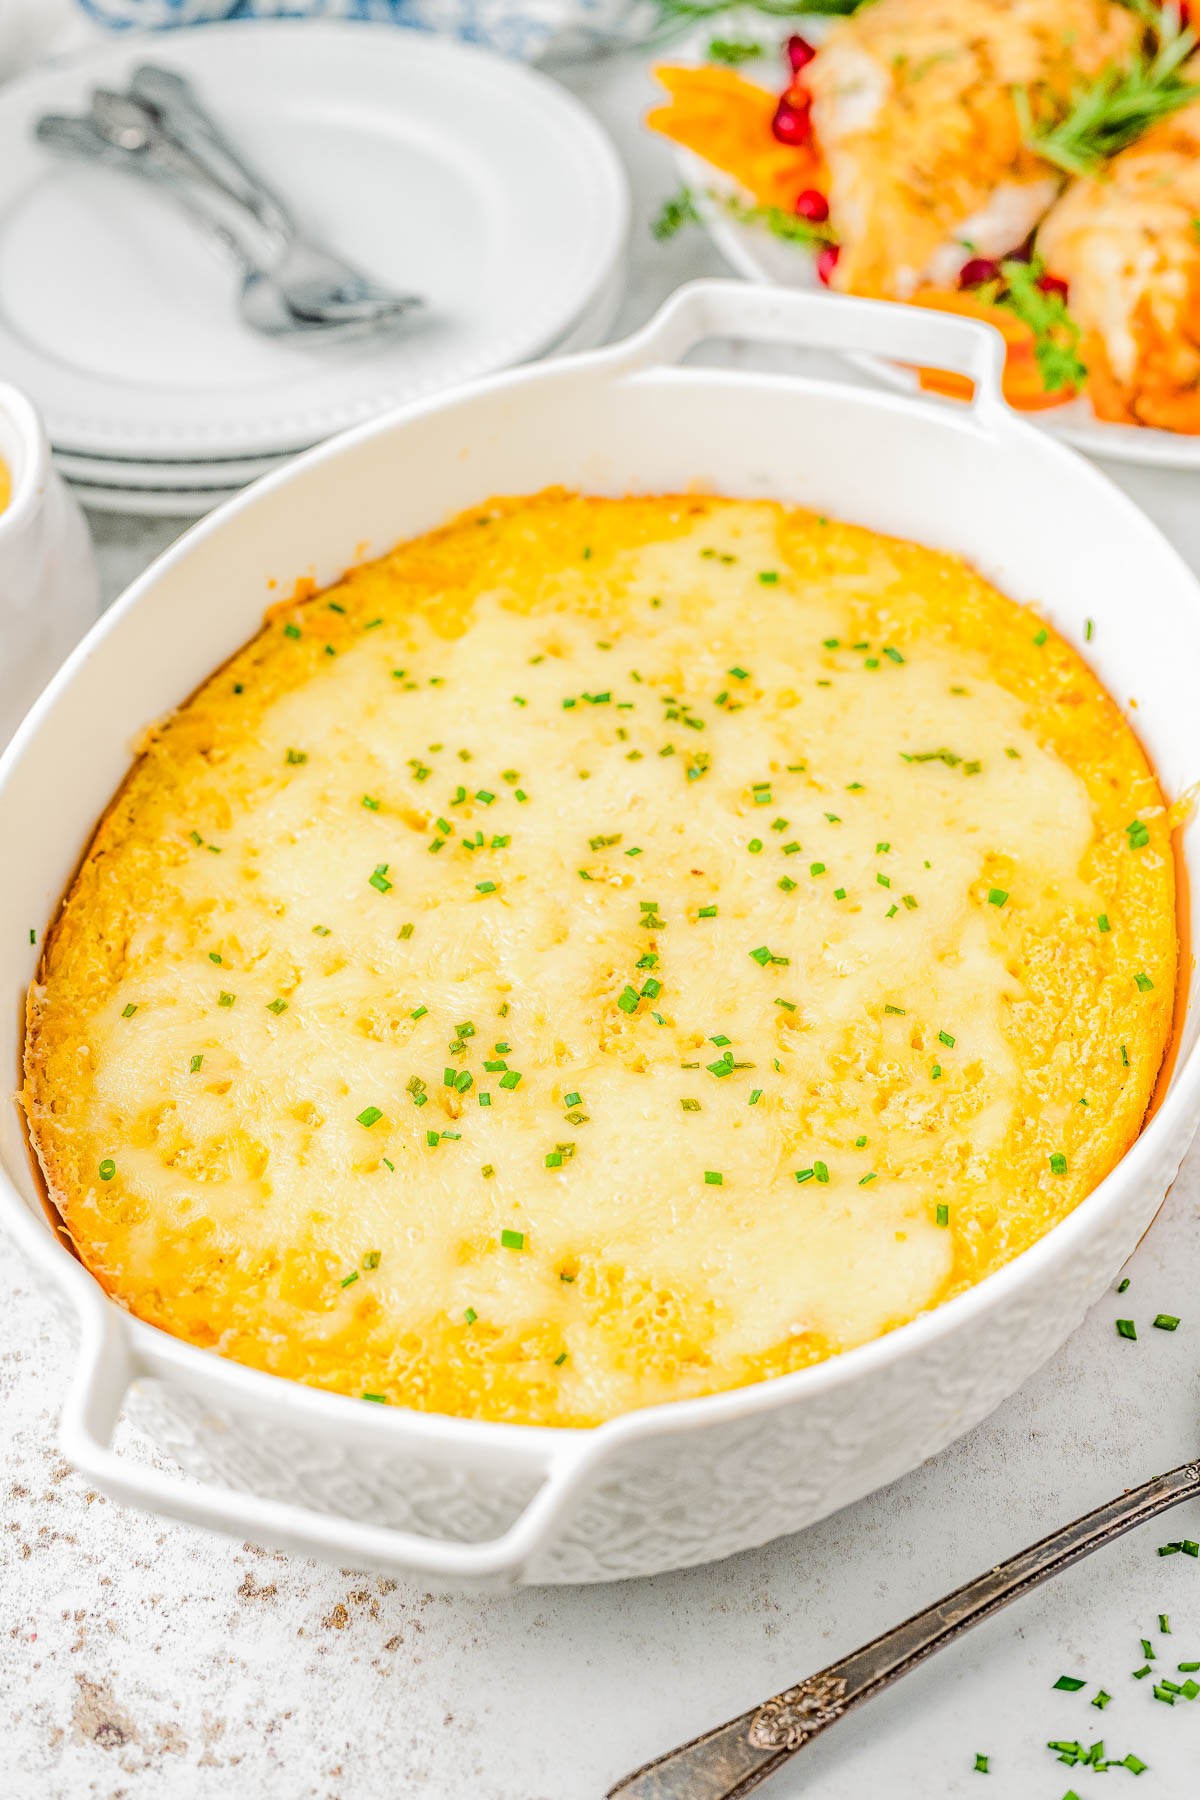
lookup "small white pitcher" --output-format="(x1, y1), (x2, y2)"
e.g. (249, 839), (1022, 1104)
(0, 382), (99, 748)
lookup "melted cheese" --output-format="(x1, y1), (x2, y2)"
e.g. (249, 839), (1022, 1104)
(25, 494), (1176, 1426)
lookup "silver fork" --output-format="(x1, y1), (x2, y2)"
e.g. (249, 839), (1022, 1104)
(608, 1455), (1200, 1798)
(116, 67), (422, 325)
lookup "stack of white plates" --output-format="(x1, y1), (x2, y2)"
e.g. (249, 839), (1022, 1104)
(0, 21), (630, 515)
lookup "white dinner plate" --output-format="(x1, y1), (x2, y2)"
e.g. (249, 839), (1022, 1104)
(64, 253), (628, 516)
(681, 146), (1200, 472)
(0, 20), (629, 462)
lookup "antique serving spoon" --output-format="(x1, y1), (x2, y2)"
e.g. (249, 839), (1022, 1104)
(608, 1456), (1200, 1799)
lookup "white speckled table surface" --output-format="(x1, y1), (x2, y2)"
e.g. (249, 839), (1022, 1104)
(5, 32), (1200, 1800)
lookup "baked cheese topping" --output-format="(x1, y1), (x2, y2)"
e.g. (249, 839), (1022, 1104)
(25, 494), (1176, 1426)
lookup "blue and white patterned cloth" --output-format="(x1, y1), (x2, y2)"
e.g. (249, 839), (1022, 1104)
(74, 0), (645, 61)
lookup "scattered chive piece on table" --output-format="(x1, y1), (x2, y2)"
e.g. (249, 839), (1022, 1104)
(1117, 1277), (1130, 1293)
(1116, 1318), (1137, 1340)
(973, 1753), (989, 1773)
(1153, 1314), (1180, 1331)
(1053, 1677), (1086, 1692)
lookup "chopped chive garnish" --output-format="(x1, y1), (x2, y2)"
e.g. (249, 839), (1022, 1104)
(500, 1229), (524, 1250)
(1054, 1677), (1086, 1692)
(1098, 914), (1110, 933)
(987, 888), (1008, 907)
(1092, 1692), (1111, 1710)
(340, 1271), (359, 1289)
(813, 1161), (829, 1184)
(1116, 1318), (1137, 1340)
(859, 1172), (877, 1185)
(313, 924), (331, 936)
(1154, 1314), (1180, 1331)
(1160, 1614), (1171, 1634)
(369, 863), (392, 893)
(1033, 627), (1048, 645)
(464, 1307), (477, 1324)
(884, 1004), (905, 1016)
(98, 1159), (115, 1182)
(1134, 971), (1154, 991)
(499, 1070), (522, 1089)
(973, 1754), (988, 1773)
(357, 1106), (382, 1128)
(267, 998), (287, 1015)
(121, 1003), (137, 1018)
(1050, 1152), (1068, 1175)
(704, 1170), (724, 1185)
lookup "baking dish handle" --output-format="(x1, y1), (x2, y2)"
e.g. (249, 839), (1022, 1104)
(610, 278), (1007, 417)
(60, 1302), (589, 1583)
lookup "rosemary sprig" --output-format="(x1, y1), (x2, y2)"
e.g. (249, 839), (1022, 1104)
(1016, 12), (1200, 178)
(651, 184), (834, 247)
(640, 0), (865, 51)
(721, 193), (835, 246)
(652, 186), (703, 240)
(705, 37), (766, 63)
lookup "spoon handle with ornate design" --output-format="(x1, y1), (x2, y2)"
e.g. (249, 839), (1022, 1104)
(608, 1458), (1200, 1800)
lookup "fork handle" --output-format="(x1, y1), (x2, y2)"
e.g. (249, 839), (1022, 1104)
(128, 64), (295, 241)
(609, 1457), (1200, 1800)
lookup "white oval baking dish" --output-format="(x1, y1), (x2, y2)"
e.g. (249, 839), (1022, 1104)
(3, 281), (1199, 1588)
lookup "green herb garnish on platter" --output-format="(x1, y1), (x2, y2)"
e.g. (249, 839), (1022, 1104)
(1015, 7), (1200, 179)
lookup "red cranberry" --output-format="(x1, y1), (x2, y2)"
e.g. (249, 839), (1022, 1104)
(1037, 272), (1070, 301)
(815, 244), (841, 287)
(959, 256), (1000, 288)
(786, 34), (816, 73)
(771, 94), (812, 147)
(794, 188), (829, 223)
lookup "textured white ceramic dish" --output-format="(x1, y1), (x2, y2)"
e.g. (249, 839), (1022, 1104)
(3, 281), (1199, 1589)
(0, 20), (629, 461)
(681, 149), (1200, 471)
